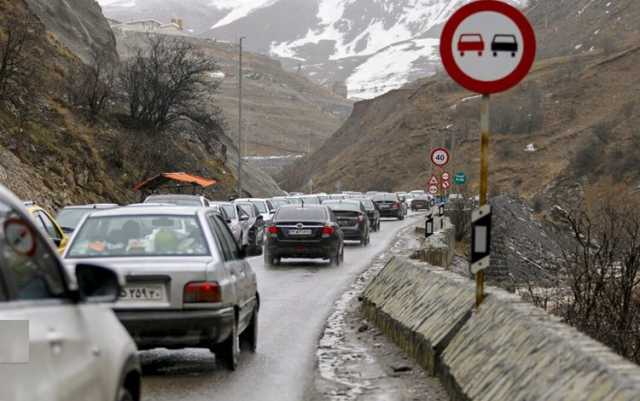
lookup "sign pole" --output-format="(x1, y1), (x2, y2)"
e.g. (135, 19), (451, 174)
(476, 94), (490, 308)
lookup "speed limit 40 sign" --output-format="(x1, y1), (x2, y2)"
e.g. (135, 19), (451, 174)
(431, 148), (450, 167)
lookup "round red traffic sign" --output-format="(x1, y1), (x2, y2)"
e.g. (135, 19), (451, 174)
(431, 148), (450, 167)
(440, 0), (536, 94)
(441, 172), (450, 181)
(429, 185), (439, 195)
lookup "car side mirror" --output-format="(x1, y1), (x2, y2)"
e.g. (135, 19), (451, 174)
(75, 264), (121, 303)
(237, 246), (247, 260)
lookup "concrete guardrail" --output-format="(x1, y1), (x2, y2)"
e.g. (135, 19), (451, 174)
(361, 256), (640, 401)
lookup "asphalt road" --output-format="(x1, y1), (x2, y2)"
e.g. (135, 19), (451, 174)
(140, 214), (421, 401)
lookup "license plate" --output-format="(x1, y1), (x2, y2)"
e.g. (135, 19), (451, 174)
(339, 220), (352, 225)
(289, 229), (312, 235)
(120, 285), (166, 302)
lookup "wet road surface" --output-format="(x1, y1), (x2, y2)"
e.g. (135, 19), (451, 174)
(141, 215), (422, 401)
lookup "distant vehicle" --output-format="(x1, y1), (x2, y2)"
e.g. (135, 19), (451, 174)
(270, 197), (292, 210)
(64, 205), (259, 371)
(24, 202), (69, 253)
(144, 194), (212, 207)
(285, 196), (304, 206)
(299, 195), (322, 205)
(323, 200), (370, 245)
(57, 204), (119, 234)
(372, 193), (406, 220)
(211, 201), (251, 248)
(1, 186), (141, 401)
(342, 191), (363, 197)
(235, 198), (276, 222)
(264, 205), (344, 266)
(458, 33), (485, 56)
(327, 194), (347, 200)
(491, 34), (518, 57)
(235, 201), (265, 255)
(355, 198), (381, 232)
(411, 195), (431, 211)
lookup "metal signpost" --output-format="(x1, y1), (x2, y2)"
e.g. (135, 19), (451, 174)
(440, 0), (536, 307)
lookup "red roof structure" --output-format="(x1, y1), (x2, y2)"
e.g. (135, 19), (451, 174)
(134, 172), (217, 193)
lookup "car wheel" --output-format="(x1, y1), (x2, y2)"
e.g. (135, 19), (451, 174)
(213, 316), (240, 371)
(117, 387), (134, 401)
(240, 307), (258, 353)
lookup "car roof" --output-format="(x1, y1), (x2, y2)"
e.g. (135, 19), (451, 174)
(236, 198), (267, 202)
(61, 204), (119, 209)
(87, 205), (203, 218)
(146, 194), (205, 199)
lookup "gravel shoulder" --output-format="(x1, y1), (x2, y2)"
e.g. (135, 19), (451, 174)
(309, 223), (449, 401)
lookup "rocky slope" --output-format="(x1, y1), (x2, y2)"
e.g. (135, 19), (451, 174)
(0, 0), (280, 210)
(280, 0), (640, 204)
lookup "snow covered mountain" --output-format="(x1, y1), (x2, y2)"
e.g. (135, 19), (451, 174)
(98, 0), (526, 99)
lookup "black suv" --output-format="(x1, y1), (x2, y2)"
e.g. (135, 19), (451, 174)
(264, 205), (344, 266)
(323, 200), (370, 245)
(372, 193), (405, 220)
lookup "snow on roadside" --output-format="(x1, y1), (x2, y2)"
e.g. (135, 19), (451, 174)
(210, 0), (279, 29)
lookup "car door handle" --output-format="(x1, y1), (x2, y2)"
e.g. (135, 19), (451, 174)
(47, 331), (64, 355)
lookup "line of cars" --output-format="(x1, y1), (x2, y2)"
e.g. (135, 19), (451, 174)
(0, 187), (424, 400)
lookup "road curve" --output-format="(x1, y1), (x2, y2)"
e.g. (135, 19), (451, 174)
(141, 214), (422, 401)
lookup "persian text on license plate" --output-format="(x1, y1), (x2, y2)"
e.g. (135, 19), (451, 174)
(289, 229), (312, 235)
(120, 285), (165, 302)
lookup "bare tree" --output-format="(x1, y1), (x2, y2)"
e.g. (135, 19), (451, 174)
(553, 192), (640, 362)
(66, 44), (117, 118)
(119, 34), (220, 130)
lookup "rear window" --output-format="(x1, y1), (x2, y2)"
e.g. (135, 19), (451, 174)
(249, 201), (267, 213)
(57, 208), (91, 229)
(67, 215), (209, 258)
(301, 196), (320, 205)
(372, 194), (397, 201)
(324, 202), (360, 212)
(275, 207), (327, 222)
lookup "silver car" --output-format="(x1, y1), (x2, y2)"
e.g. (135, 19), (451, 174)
(211, 201), (251, 249)
(64, 206), (259, 370)
(0, 185), (140, 401)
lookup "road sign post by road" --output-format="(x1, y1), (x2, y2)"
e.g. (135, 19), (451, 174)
(425, 211), (434, 238)
(471, 205), (492, 274)
(440, 0), (535, 307)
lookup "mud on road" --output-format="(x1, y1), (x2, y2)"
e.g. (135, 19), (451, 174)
(309, 224), (449, 401)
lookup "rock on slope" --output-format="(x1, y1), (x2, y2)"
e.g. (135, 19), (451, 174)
(280, 0), (640, 202)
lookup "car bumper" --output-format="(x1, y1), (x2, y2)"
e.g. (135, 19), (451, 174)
(267, 240), (337, 259)
(115, 307), (234, 350)
(341, 227), (365, 240)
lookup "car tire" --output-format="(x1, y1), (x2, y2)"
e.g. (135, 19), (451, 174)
(117, 387), (134, 401)
(240, 307), (258, 353)
(213, 316), (240, 371)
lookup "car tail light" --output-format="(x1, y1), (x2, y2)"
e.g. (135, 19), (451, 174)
(392, 202), (400, 209)
(322, 225), (334, 237)
(357, 215), (364, 223)
(267, 225), (279, 235)
(184, 282), (221, 303)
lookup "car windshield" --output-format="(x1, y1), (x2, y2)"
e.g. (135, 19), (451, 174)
(275, 207), (326, 222)
(301, 196), (320, 204)
(56, 208), (91, 229)
(145, 197), (201, 206)
(237, 203), (255, 217)
(67, 215), (209, 258)
(218, 204), (236, 219)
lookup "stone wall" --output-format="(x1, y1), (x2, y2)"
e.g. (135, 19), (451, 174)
(362, 256), (640, 401)
(413, 217), (456, 268)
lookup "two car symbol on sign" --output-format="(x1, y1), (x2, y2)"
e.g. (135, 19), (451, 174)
(457, 34), (518, 57)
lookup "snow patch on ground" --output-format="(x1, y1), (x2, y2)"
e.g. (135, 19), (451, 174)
(346, 38), (439, 99)
(209, 0), (279, 29)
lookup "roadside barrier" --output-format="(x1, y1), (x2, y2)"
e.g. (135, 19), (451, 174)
(362, 256), (640, 401)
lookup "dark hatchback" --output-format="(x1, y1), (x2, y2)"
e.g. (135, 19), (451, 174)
(356, 198), (381, 232)
(323, 200), (370, 245)
(264, 205), (344, 266)
(372, 193), (405, 220)
(411, 195), (431, 211)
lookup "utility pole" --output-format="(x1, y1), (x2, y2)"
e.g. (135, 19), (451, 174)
(236, 36), (246, 197)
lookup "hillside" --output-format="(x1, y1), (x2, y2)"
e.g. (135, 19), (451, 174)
(99, 0), (525, 100)
(113, 29), (352, 158)
(0, 0), (281, 210)
(281, 0), (640, 205)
